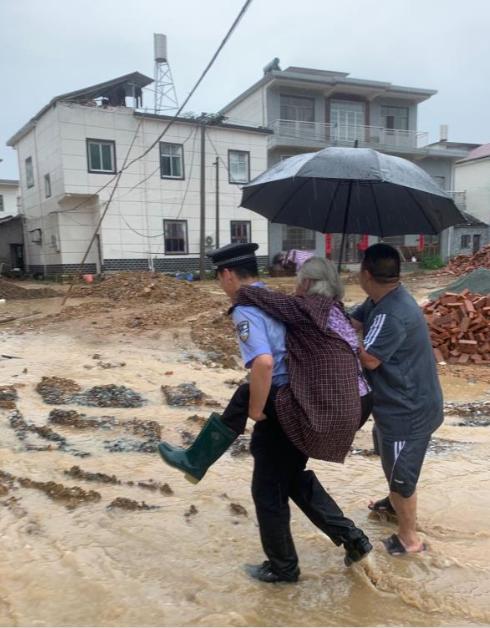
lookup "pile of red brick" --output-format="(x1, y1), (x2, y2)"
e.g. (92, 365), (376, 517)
(423, 290), (490, 364)
(444, 245), (490, 276)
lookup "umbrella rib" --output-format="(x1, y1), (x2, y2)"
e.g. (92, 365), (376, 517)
(321, 180), (341, 233)
(272, 177), (311, 224)
(405, 187), (439, 234)
(369, 183), (384, 238)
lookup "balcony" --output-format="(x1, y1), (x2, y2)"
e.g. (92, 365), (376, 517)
(269, 119), (429, 154)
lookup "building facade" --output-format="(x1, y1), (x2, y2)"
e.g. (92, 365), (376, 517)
(7, 73), (270, 275)
(221, 63), (476, 262)
(454, 144), (490, 225)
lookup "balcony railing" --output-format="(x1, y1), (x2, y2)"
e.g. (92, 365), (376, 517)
(270, 119), (429, 151)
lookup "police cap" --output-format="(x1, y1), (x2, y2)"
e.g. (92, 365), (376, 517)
(207, 242), (259, 271)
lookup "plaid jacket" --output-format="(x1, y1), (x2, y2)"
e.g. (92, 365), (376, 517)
(235, 286), (361, 463)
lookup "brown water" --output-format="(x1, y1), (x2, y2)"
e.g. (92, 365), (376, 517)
(1, 290), (490, 626)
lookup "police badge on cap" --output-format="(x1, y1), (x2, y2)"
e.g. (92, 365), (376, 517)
(207, 242), (259, 271)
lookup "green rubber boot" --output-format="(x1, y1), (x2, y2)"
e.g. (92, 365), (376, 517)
(158, 413), (237, 484)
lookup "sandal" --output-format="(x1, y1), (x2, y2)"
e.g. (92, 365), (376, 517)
(382, 534), (428, 556)
(368, 496), (396, 515)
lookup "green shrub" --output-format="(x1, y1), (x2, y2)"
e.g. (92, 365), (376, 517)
(419, 254), (444, 270)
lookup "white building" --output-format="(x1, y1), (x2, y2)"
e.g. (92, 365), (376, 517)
(0, 178), (19, 217)
(454, 143), (490, 225)
(7, 73), (270, 275)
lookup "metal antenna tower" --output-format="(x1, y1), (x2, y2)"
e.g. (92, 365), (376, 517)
(153, 33), (179, 113)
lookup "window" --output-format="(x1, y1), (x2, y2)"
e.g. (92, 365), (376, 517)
(44, 174), (52, 198)
(280, 95), (315, 122)
(228, 150), (250, 184)
(330, 100), (365, 142)
(25, 156), (34, 188)
(381, 105), (409, 131)
(160, 142), (184, 179)
(282, 225), (316, 251)
(230, 221), (251, 244)
(461, 235), (471, 248)
(164, 220), (188, 254)
(0, 195), (3, 212)
(86, 139), (116, 173)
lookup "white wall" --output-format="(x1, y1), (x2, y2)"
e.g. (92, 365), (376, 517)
(0, 183), (19, 216)
(221, 87), (266, 127)
(455, 158), (490, 224)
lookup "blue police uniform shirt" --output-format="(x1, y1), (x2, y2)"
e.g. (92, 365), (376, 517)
(231, 282), (288, 386)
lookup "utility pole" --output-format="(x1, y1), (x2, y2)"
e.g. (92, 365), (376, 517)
(199, 118), (207, 279)
(213, 158), (220, 248)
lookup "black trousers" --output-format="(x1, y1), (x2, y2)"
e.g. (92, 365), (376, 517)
(221, 384), (362, 579)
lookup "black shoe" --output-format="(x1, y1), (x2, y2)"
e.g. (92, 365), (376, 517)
(343, 533), (373, 566)
(244, 561), (299, 583)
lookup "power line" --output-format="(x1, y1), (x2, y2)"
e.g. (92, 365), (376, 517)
(122, 0), (253, 170)
(54, 0), (253, 217)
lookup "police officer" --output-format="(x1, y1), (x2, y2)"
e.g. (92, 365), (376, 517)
(158, 243), (371, 582)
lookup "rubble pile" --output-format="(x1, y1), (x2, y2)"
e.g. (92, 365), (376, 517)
(0, 279), (60, 300)
(443, 245), (490, 276)
(423, 290), (490, 364)
(36, 378), (145, 408)
(0, 385), (18, 409)
(190, 311), (239, 369)
(71, 272), (200, 303)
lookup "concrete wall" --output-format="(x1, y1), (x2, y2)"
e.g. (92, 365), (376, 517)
(454, 158), (490, 224)
(450, 225), (490, 258)
(0, 184), (19, 217)
(224, 86), (266, 127)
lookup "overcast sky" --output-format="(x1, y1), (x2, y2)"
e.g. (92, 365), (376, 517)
(1, 0), (489, 179)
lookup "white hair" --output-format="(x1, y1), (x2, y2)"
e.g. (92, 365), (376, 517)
(297, 257), (345, 300)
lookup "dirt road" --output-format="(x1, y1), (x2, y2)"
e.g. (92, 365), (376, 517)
(1, 273), (489, 626)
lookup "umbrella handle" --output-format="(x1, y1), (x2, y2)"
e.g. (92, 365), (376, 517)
(337, 181), (353, 272)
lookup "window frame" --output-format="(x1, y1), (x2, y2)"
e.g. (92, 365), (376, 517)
(228, 149), (250, 185)
(0, 194), (3, 212)
(380, 105), (409, 131)
(230, 220), (252, 244)
(86, 138), (117, 174)
(44, 173), (52, 198)
(25, 156), (35, 188)
(163, 219), (188, 255)
(159, 142), (185, 180)
(280, 94), (315, 122)
(461, 234), (471, 249)
(282, 225), (316, 251)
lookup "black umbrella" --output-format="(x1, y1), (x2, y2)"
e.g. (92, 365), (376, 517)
(240, 147), (466, 267)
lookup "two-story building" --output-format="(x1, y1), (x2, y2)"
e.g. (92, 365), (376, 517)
(221, 63), (475, 262)
(7, 72), (270, 276)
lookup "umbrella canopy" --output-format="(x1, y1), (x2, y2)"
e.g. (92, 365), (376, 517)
(240, 147), (466, 236)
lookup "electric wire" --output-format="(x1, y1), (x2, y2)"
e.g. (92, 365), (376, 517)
(61, 0), (253, 295)
(57, 0), (253, 217)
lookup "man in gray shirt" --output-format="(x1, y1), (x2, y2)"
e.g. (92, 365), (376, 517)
(351, 244), (443, 556)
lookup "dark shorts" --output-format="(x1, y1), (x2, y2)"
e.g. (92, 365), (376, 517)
(376, 431), (430, 498)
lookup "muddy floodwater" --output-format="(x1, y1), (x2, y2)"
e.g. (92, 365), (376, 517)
(1, 277), (490, 626)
